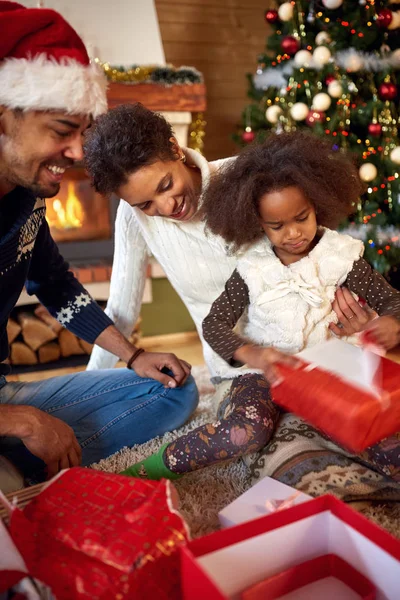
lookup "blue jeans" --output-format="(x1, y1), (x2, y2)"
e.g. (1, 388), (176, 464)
(0, 369), (198, 482)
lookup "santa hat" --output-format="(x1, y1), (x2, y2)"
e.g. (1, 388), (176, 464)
(0, 1), (107, 118)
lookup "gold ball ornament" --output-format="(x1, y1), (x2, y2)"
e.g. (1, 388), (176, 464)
(359, 163), (378, 182)
(278, 2), (294, 21)
(390, 146), (400, 165)
(312, 92), (332, 111)
(313, 46), (332, 67)
(315, 31), (331, 46)
(266, 105), (283, 124)
(290, 102), (309, 121)
(294, 50), (313, 68)
(327, 80), (343, 98)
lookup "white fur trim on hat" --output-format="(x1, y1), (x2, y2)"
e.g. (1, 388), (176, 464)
(0, 54), (108, 118)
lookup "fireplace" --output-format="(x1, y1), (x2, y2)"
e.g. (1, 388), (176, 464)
(48, 165), (119, 263)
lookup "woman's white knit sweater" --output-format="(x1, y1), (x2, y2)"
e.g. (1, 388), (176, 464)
(87, 149), (239, 378)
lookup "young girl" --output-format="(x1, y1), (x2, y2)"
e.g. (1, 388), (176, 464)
(121, 132), (400, 481)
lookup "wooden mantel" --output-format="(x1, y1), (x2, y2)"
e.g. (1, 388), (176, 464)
(107, 82), (207, 112)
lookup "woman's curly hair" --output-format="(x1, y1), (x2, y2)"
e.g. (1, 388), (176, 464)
(200, 131), (364, 252)
(84, 103), (175, 195)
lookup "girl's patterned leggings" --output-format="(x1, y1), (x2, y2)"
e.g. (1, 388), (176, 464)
(163, 373), (281, 474)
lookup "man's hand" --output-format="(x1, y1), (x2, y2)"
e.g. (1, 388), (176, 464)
(132, 351), (191, 388)
(20, 407), (82, 479)
(329, 287), (372, 336)
(362, 316), (400, 351)
(234, 345), (301, 386)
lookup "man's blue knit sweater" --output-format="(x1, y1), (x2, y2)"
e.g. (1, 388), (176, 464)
(0, 186), (113, 374)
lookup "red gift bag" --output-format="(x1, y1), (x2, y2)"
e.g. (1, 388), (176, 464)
(0, 468), (189, 599)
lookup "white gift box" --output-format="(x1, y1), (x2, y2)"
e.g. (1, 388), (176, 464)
(182, 495), (400, 600)
(218, 476), (311, 528)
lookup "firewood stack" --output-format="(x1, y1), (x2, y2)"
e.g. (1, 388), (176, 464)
(6, 306), (142, 366)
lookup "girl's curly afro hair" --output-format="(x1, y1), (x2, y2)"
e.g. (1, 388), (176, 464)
(200, 131), (364, 252)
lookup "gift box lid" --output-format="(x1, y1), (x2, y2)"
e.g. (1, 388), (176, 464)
(218, 476), (311, 528)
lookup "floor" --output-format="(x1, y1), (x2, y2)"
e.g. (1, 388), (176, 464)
(7, 331), (205, 382)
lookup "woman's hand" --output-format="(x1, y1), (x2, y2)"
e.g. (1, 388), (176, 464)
(234, 345), (301, 386)
(329, 287), (372, 336)
(362, 316), (400, 351)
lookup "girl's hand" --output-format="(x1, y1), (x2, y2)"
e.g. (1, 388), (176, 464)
(329, 287), (372, 336)
(362, 316), (400, 351)
(234, 345), (301, 386)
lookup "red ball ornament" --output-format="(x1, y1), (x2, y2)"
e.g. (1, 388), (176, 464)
(376, 8), (393, 28)
(378, 81), (397, 101)
(368, 122), (382, 137)
(265, 9), (279, 24)
(325, 74), (336, 86)
(305, 109), (325, 127)
(281, 35), (300, 56)
(242, 130), (255, 143)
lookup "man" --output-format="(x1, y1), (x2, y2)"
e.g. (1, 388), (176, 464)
(0, 2), (197, 492)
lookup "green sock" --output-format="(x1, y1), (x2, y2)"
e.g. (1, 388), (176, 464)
(120, 443), (182, 480)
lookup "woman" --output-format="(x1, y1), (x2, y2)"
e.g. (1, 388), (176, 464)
(84, 103), (400, 495)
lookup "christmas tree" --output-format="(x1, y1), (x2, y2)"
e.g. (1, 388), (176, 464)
(235, 0), (400, 281)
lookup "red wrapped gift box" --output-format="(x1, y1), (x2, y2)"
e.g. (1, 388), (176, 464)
(0, 468), (189, 599)
(181, 494), (400, 600)
(271, 339), (400, 453)
(241, 554), (376, 599)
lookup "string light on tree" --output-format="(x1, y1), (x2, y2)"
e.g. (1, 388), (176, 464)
(278, 2), (294, 22)
(359, 163), (378, 182)
(306, 109), (325, 127)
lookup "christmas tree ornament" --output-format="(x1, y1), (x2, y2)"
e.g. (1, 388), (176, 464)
(281, 36), (300, 55)
(345, 53), (364, 72)
(368, 122), (382, 137)
(392, 48), (400, 64)
(378, 81), (397, 101)
(315, 31), (331, 46)
(328, 80), (343, 98)
(306, 109), (325, 126)
(359, 0), (366, 5)
(388, 12), (400, 30)
(290, 102), (309, 121)
(390, 146), (400, 165)
(294, 49), (313, 67)
(265, 9), (279, 24)
(322, 0), (343, 8)
(325, 74), (336, 85)
(377, 9), (393, 28)
(242, 128), (255, 143)
(278, 2), (294, 21)
(359, 163), (378, 182)
(312, 92), (332, 111)
(266, 105), (283, 124)
(313, 46), (332, 67)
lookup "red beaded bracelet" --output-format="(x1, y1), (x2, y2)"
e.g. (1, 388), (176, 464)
(127, 348), (145, 370)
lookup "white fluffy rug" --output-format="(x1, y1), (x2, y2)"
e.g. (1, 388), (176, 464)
(92, 365), (251, 538)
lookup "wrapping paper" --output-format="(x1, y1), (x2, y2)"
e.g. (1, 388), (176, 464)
(271, 340), (400, 453)
(0, 468), (189, 600)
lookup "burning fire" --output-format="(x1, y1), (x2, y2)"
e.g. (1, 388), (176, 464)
(46, 181), (84, 230)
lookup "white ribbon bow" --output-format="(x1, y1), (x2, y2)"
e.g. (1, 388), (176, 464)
(257, 272), (323, 308)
